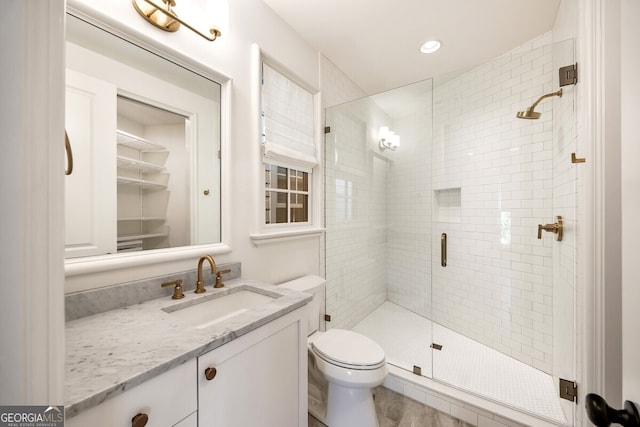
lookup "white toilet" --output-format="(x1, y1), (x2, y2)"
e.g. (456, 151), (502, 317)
(279, 275), (388, 427)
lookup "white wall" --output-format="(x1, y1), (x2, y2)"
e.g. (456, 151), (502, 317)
(65, 0), (324, 291)
(601, 0), (623, 408)
(0, 0), (65, 404)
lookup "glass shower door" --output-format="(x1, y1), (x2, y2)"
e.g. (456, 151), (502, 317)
(324, 79), (435, 378)
(430, 39), (576, 424)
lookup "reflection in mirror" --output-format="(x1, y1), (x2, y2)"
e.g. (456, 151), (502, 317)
(64, 13), (221, 260)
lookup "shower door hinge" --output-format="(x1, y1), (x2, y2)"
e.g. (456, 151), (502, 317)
(324, 314), (331, 322)
(559, 378), (578, 404)
(559, 64), (578, 86)
(324, 126), (331, 134)
(413, 365), (422, 376)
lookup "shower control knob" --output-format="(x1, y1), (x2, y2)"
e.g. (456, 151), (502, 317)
(537, 216), (563, 241)
(585, 393), (640, 427)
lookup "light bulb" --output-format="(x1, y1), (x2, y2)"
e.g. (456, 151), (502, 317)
(420, 40), (441, 54)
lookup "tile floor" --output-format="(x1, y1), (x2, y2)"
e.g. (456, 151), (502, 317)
(308, 385), (474, 427)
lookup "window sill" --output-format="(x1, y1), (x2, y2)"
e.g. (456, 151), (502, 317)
(249, 228), (325, 247)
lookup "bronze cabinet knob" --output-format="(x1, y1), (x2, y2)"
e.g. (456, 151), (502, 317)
(205, 367), (217, 381)
(131, 413), (149, 427)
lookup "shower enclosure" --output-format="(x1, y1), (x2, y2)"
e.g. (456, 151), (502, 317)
(324, 38), (576, 425)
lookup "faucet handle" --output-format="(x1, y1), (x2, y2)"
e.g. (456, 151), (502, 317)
(161, 279), (185, 300)
(214, 269), (232, 288)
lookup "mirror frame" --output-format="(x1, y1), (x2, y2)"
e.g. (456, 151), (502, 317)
(64, 3), (231, 277)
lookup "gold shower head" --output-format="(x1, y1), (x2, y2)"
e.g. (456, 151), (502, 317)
(516, 89), (562, 119)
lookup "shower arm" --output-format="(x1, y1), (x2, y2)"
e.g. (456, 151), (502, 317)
(527, 89), (563, 111)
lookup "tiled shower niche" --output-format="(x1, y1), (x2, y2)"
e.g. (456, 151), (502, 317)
(434, 188), (461, 223)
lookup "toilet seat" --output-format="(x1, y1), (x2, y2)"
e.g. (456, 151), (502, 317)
(311, 329), (386, 370)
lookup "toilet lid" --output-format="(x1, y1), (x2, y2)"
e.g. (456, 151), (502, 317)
(311, 329), (386, 369)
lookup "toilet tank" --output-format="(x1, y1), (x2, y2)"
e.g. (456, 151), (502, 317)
(278, 275), (325, 336)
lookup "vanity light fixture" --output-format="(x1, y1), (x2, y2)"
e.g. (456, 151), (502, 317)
(378, 126), (400, 151)
(132, 0), (228, 42)
(420, 40), (441, 54)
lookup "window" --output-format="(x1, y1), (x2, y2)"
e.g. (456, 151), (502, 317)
(261, 63), (316, 226)
(265, 164), (309, 224)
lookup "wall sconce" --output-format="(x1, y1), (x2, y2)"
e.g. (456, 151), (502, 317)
(132, 0), (229, 42)
(378, 126), (400, 151)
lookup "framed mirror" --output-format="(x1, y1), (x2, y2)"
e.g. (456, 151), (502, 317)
(64, 10), (229, 276)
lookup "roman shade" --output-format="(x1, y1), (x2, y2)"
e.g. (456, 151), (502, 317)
(261, 63), (317, 170)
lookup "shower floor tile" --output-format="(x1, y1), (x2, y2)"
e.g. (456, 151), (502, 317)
(352, 301), (567, 424)
(352, 301), (433, 377)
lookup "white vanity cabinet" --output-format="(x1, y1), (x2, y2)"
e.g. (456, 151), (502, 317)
(66, 360), (197, 427)
(197, 308), (308, 427)
(65, 303), (308, 427)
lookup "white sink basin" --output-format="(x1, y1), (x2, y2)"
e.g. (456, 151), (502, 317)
(163, 289), (275, 329)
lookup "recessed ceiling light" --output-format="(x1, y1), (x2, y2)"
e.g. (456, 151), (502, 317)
(420, 40), (441, 54)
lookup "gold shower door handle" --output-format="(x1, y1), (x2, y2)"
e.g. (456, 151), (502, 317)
(65, 130), (73, 175)
(537, 216), (563, 241)
(441, 233), (447, 267)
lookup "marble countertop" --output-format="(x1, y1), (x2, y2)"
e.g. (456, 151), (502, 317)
(65, 278), (311, 418)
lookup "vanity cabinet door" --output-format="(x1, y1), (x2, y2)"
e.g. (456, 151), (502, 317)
(65, 69), (117, 258)
(173, 411), (197, 427)
(66, 359), (197, 427)
(198, 309), (307, 427)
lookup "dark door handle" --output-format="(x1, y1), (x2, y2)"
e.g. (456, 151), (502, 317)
(586, 393), (640, 427)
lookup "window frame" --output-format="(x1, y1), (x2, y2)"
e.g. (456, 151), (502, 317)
(264, 163), (312, 226)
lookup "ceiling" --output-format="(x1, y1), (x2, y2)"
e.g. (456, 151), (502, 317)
(263, 0), (561, 95)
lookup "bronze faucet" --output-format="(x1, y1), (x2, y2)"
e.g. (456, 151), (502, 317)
(195, 255), (216, 293)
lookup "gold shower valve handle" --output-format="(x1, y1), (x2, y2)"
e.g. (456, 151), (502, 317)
(537, 216), (563, 241)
